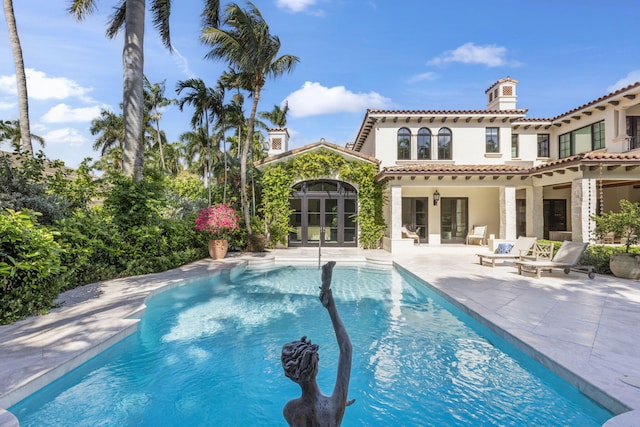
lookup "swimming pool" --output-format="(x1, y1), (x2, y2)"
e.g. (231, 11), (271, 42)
(10, 264), (612, 426)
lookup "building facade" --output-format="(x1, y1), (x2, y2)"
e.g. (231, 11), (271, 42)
(263, 78), (640, 253)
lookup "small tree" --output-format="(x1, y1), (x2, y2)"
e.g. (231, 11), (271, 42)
(594, 199), (640, 253)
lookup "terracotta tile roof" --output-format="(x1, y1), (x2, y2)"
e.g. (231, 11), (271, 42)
(484, 77), (518, 93)
(512, 118), (553, 123)
(255, 140), (379, 168)
(379, 163), (529, 176)
(551, 81), (640, 121)
(377, 151), (640, 179)
(366, 109), (527, 116)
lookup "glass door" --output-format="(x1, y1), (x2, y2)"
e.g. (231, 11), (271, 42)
(543, 199), (567, 240)
(288, 180), (358, 247)
(402, 197), (428, 243)
(440, 197), (468, 244)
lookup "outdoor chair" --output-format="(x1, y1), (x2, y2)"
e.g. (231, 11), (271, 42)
(401, 226), (421, 245)
(476, 236), (537, 267)
(466, 225), (487, 245)
(520, 241), (554, 261)
(515, 241), (595, 279)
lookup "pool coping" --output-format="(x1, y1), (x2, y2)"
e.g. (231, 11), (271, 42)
(1, 247), (639, 426)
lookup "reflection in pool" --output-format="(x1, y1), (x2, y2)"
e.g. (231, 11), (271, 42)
(10, 264), (612, 426)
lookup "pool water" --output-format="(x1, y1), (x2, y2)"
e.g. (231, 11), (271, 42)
(10, 264), (612, 426)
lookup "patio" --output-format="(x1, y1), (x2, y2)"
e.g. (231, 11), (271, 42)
(0, 245), (639, 426)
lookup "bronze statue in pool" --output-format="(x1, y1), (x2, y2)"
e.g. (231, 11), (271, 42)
(281, 261), (355, 427)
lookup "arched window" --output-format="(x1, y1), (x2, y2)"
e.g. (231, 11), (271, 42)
(397, 127), (411, 160)
(437, 128), (452, 160)
(417, 128), (431, 160)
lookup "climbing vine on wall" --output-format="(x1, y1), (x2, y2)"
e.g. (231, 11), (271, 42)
(260, 148), (385, 249)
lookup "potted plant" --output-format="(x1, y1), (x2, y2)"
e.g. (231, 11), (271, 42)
(594, 199), (640, 280)
(195, 203), (240, 259)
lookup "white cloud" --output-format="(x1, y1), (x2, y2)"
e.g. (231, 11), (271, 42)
(428, 43), (508, 67)
(608, 70), (640, 92)
(0, 100), (15, 111)
(0, 68), (94, 102)
(286, 82), (390, 117)
(276, 0), (317, 13)
(42, 127), (88, 147)
(407, 72), (438, 83)
(42, 103), (103, 123)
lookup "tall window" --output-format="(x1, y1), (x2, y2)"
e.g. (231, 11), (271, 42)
(511, 134), (519, 158)
(593, 121), (605, 150)
(417, 127), (431, 159)
(627, 116), (640, 150)
(559, 133), (571, 158)
(397, 127), (411, 160)
(558, 121), (606, 158)
(537, 134), (550, 157)
(437, 128), (452, 160)
(486, 127), (499, 153)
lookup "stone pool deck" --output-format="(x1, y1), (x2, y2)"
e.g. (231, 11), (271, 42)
(1, 245), (639, 426)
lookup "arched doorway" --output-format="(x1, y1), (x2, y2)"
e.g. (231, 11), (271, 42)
(289, 180), (358, 247)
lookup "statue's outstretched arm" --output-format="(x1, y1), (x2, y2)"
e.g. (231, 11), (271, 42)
(319, 261), (353, 406)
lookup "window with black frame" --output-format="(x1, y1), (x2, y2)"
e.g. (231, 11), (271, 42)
(437, 128), (452, 159)
(537, 134), (550, 157)
(397, 127), (411, 160)
(417, 127), (431, 160)
(486, 127), (499, 153)
(558, 121), (605, 158)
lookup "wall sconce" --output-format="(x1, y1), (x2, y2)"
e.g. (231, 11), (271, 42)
(433, 189), (440, 206)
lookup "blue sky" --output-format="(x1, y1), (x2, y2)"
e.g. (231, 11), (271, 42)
(1, 0), (640, 168)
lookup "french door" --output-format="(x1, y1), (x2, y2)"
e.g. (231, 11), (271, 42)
(289, 180), (357, 247)
(402, 197), (428, 243)
(440, 197), (468, 244)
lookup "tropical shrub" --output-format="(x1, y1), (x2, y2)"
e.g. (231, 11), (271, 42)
(0, 151), (71, 224)
(195, 203), (241, 241)
(0, 210), (64, 324)
(594, 199), (640, 253)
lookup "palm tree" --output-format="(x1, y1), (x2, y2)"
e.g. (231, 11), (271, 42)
(0, 119), (44, 151)
(68, 0), (184, 181)
(3, 0), (32, 153)
(144, 77), (173, 171)
(163, 141), (185, 176)
(90, 109), (124, 163)
(259, 101), (288, 128)
(179, 126), (214, 184)
(202, 2), (299, 235)
(176, 78), (224, 204)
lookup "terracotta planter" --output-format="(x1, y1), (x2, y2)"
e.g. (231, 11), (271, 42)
(610, 253), (640, 280)
(208, 239), (228, 260)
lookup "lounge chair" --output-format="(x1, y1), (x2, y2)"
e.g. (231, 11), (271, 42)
(515, 241), (595, 279)
(477, 236), (536, 267)
(401, 226), (421, 245)
(520, 241), (554, 261)
(466, 225), (487, 245)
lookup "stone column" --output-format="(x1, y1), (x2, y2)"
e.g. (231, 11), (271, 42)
(526, 185), (544, 239)
(499, 186), (517, 240)
(571, 178), (596, 243)
(391, 185), (403, 240)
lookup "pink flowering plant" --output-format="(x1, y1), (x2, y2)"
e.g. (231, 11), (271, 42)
(195, 203), (240, 240)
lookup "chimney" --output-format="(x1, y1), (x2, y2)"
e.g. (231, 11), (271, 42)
(267, 128), (289, 157)
(486, 77), (518, 110)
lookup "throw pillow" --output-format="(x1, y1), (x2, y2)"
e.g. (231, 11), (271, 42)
(495, 243), (514, 254)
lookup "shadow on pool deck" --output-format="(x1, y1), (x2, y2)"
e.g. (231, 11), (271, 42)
(0, 245), (639, 426)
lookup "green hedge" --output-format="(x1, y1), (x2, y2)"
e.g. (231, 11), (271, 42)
(0, 210), (64, 324)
